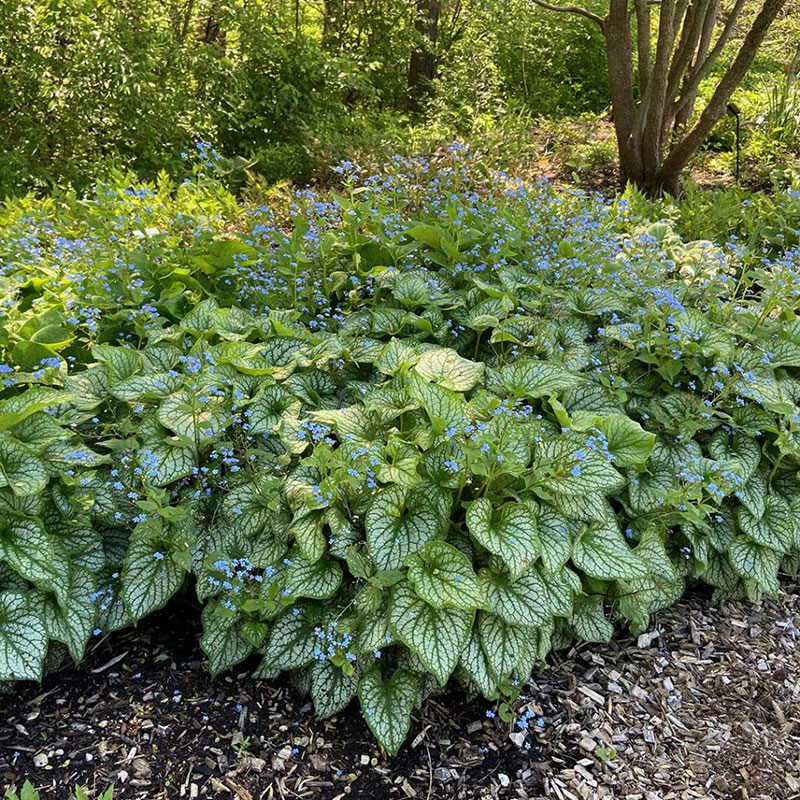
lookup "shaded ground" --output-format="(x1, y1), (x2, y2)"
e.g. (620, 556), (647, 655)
(2, 584), (799, 800)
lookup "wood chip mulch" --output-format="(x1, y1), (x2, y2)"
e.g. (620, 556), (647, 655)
(2, 584), (799, 800)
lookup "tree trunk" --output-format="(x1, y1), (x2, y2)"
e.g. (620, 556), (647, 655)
(407, 0), (441, 108)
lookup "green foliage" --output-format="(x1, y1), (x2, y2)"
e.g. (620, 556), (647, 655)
(2, 152), (800, 755)
(4, 781), (113, 800)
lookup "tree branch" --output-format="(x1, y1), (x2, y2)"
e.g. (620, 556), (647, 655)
(672, 0), (748, 118)
(633, 0), (652, 96)
(528, 0), (605, 26)
(658, 0), (789, 184)
(666, 0), (713, 109)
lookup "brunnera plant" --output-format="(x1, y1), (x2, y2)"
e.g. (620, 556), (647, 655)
(1, 149), (800, 753)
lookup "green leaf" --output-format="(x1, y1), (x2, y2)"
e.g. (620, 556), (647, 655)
(389, 582), (473, 685)
(571, 594), (614, 642)
(572, 522), (647, 581)
(91, 344), (142, 379)
(405, 540), (484, 610)
(627, 466), (678, 512)
(0, 518), (59, 592)
(289, 512), (327, 564)
(466, 498), (539, 579)
(536, 505), (575, 575)
(595, 415), (655, 467)
(737, 473), (766, 519)
(480, 568), (550, 627)
(247, 385), (294, 435)
(709, 430), (760, 482)
(501, 360), (583, 399)
(737, 495), (794, 553)
(728, 536), (781, 594)
(39, 569), (97, 663)
(262, 607), (316, 670)
(10, 412), (68, 449)
(157, 391), (230, 441)
(537, 439), (625, 497)
(284, 554), (343, 599)
(142, 442), (196, 486)
(121, 536), (185, 620)
(413, 349), (484, 392)
(0, 437), (48, 496)
(408, 374), (468, 435)
(200, 604), (256, 676)
(366, 484), (448, 571)
(459, 624), (498, 698)
(540, 566), (575, 618)
(110, 372), (184, 401)
(0, 387), (67, 431)
(0, 592), (47, 681)
(478, 612), (529, 684)
(310, 659), (359, 719)
(358, 667), (418, 755)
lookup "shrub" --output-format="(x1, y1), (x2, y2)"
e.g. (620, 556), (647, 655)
(1, 149), (800, 753)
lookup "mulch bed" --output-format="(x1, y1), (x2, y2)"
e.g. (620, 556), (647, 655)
(2, 584), (799, 800)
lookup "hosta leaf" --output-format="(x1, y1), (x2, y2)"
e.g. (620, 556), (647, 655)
(480, 568), (550, 627)
(366, 484), (448, 571)
(0, 437), (48, 496)
(405, 540), (484, 610)
(466, 498), (539, 579)
(501, 360), (583, 399)
(121, 536), (185, 620)
(0, 592), (47, 681)
(572, 522), (647, 581)
(310, 659), (359, 719)
(358, 667), (418, 755)
(413, 349), (484, 392)
(389, 582), (473, 685)
(200, 604), (256, 676)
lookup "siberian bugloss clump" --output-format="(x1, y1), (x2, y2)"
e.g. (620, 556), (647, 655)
(1, 147), (800, 753)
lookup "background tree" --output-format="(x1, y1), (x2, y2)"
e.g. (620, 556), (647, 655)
(532, 0), (789, 194)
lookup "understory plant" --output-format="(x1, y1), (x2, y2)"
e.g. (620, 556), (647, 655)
(1, 147), (800, 753)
